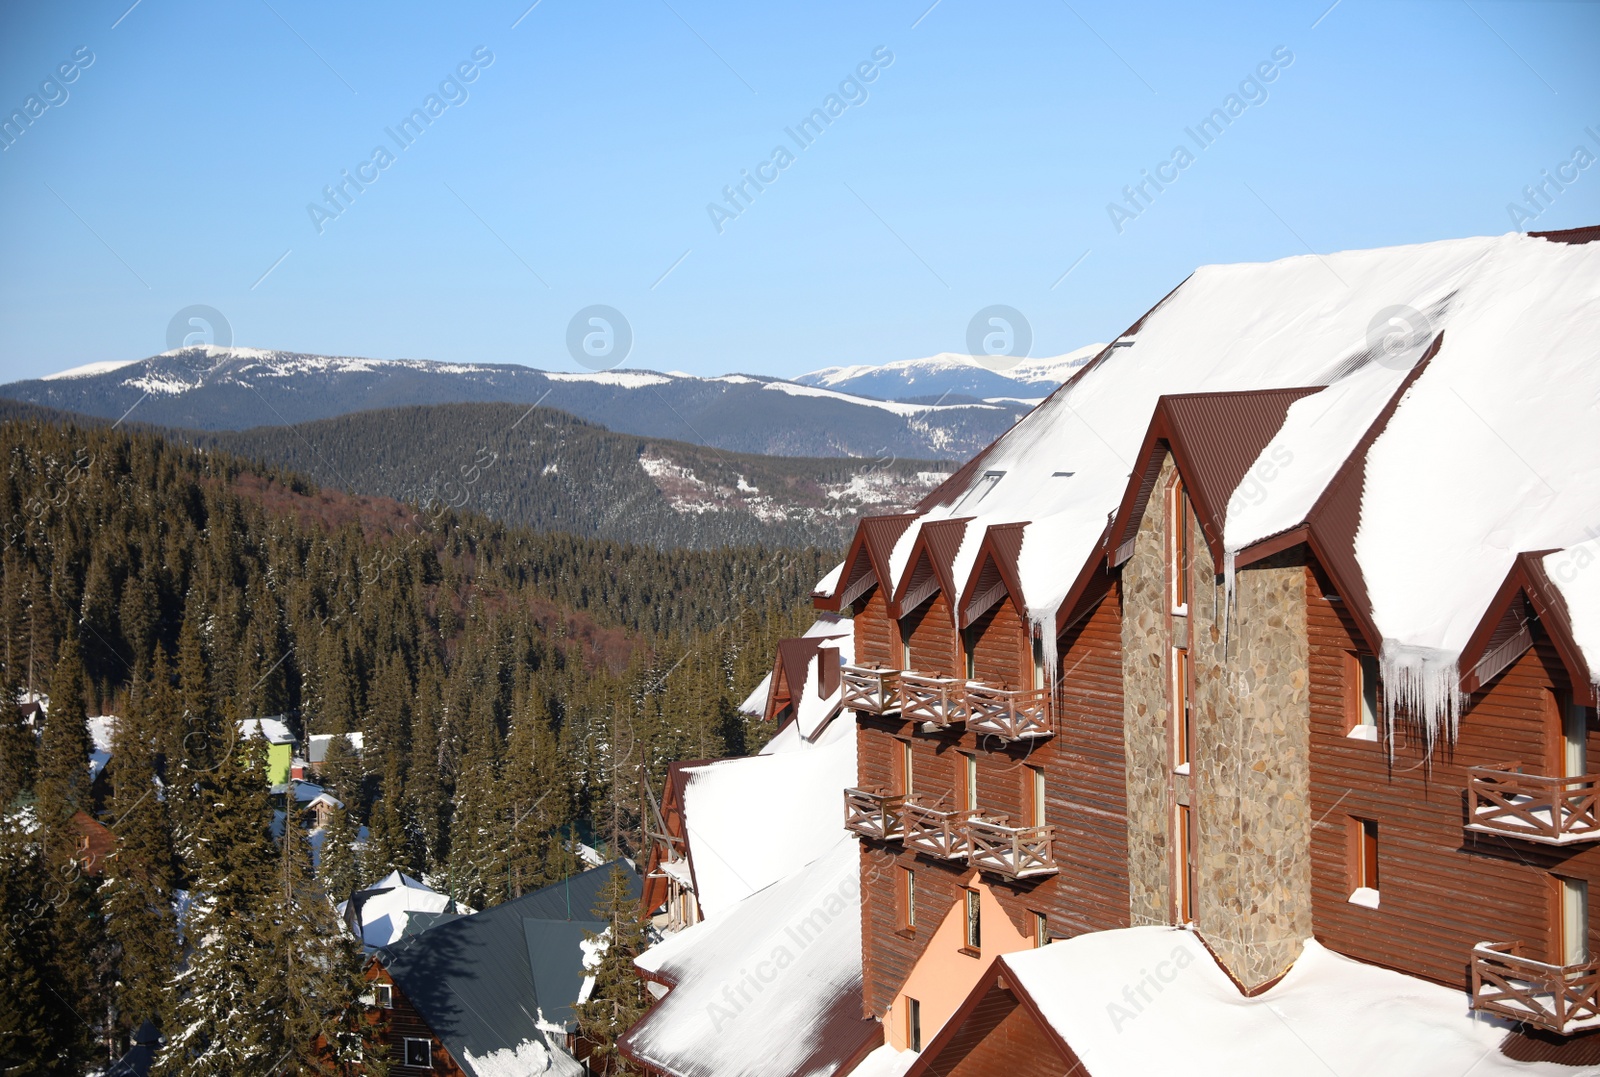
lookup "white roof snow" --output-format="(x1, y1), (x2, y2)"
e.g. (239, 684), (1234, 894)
(911, 232), (1600, 738)
(1002, 927), (1574, 1076)
(629, 837), (864, 1077)
(339, 871), (467, 948)
(237, 716), (295, 744)
(460, 1039), (582, 1077)
(736, 672), (772, 719)
(813, 560), (845, 599)
(307, 732), (364, 763)
(679, 723), (855, 920)
(1546, 537), (1600, 691)
(87, 715), (116, 781)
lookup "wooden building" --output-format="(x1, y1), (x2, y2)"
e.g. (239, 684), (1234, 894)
(810, 228), (1600, 1068)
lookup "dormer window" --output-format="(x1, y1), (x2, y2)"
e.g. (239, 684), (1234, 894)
(957, 470), (1006, 511)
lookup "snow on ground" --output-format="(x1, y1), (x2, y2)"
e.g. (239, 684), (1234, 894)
(760, 379), (1000, 416)
(680, 715), (855, 919)
(848, 1044), (920, 1077)
(906, 232), (1600, 739)
(1004, 927), (1574, 1076)
(628, 837), (866, 1077)
(541, 370), (675, 388)
(1546, 537), (1600, 691)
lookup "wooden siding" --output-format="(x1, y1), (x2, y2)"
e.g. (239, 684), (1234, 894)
(856, 586), (1129, 1018)
(916, 982), (1069, 1077)
(368, 962), (466, 1077)
(905, 592), (961, 676)
(854, 586), (896, 668)
(1306, 563), (1600, 989)
(968, 602), (1028, 688)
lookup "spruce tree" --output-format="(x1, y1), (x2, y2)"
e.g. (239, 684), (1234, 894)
(0, 824), (58, 1073)
(572, 863), (648, 1076)
(316, 800), (362, 909)
(102, 672), (179, 1041)
(156, 737), (281, 1076)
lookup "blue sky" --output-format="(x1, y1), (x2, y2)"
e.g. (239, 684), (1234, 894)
(0, 0), (1596, 382)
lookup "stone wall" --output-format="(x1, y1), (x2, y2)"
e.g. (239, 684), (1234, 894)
(1121, 453), (1314, 988)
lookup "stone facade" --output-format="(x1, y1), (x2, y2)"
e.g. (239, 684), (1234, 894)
(1121, 453), (1313, 987)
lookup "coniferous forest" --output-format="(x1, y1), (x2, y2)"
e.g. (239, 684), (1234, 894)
(0, 416), (828, 1074)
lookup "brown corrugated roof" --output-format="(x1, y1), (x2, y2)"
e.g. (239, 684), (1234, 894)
(1106, 387), (1322, 568)
(820, 513), (915, 612)
(893, 517), (972, 617)
(1531, 223), (1600, 245)
(959, 522), (1029, 627)
(770, 635), (847, 721)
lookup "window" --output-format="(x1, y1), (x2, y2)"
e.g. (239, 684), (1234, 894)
(1026, 766), (1046, 827)
(373, 982), (392, 1009)
(1175, 805), (1195, 923)
(1034, 911), (1050, 948)
(1349, 818), (1380, 908)
(956, 470), (1005, 511)
(900, 867), (917, 930)
(1172, 648), (1192, 773)
(1031, 634), (1046, 691)
(963, 627), (977, 681)
(907, 997), (923, 1051)
(1564, 698), (1588, 778)
(898, 740), (914, 797)
(964, 888), (982, 950)
(1558, 876), (1589, 965)
(958, 753), (978, 812)
(1346, 653), (1380, 740)
(1170, 478), (1192, 613)
(899, 620), (913, 668)
(403, 1038), (433, 1068)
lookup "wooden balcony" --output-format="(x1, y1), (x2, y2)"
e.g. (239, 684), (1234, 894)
(1471, 942), (1600, 1035)
(843, 787), (905, 843)
(902, 799), (975, 860)
(1465, 764), (1600, 844)
(965, 683), (1052, 741)
(899, 673), (968, 728)
(967, 818), (1057, 878)
(841, 665), (901, 715)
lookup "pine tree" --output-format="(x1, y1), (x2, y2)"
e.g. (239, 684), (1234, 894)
(0, 659), (34, 808)
(102, 672), (179, 1041)
(275, 803), (387, 1077)
(156, 737), (281, 1076)
(572, 863), (648, 1076)
(316, 800), (362, 909)
(36, 632), (92, 835)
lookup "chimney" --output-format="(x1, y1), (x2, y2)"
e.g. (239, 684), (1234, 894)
(818, 645), (841, 698)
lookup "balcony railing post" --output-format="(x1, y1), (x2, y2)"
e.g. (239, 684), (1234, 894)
(1471, 941), (1600, 1035)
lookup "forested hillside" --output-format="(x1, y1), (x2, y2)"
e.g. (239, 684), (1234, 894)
(195, 403), (949, 550)
(0, 416), (829, 1072)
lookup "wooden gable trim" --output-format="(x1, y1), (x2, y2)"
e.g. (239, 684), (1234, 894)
(958, 523), (1030, 629)
(890, 518), (971, 620)
(903, 955), (1078, 1077)
(1460, 553), (1596, 706)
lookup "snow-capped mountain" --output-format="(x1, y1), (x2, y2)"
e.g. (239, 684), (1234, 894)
(2, 347), (1034, 459)
(796, 344), (1104, 404)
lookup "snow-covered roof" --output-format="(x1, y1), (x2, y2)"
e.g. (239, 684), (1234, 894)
(624, 837), (877, 1077)
(237, 716), (295, 744)
(999, 927), (1574, 1076)
(736, 671), (772, 719)
(341, 870), (463, 948)
(679, 722), (855, 920)
(306, 731), (364, 763)
(87, 714), (116, 781)
(897, 230), (1600, 738)
(812, 561), (844, 599)
(1545, 538), (1600, 692)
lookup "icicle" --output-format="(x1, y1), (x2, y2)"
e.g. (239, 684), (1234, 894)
(1031, 608), (1058, 694)
(1379, 641), (1462, 753)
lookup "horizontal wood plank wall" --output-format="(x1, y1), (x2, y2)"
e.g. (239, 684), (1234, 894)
(970, 602), (1027, 688)
(855, 588), (1130, 1017)
(1037, 584), (1130, 938)
(921, 983), (1069, 1077)
(1306, 564), (1600, 988)
(906, 593), (961, 676)
(369, 965), (467, 1077)
(854, 587), (895, 667)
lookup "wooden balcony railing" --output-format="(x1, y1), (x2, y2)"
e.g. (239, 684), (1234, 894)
(841, 665), (901, 715)
(843, 787), (905, 843)
(1471, 942), (1600, 1035)
(967, 818), (1057, 878)
(899, 673), (968, 728)
(902, 799), (975, 860)
(1465, 764), (1600, 844)
(965, 684), (1052, 741)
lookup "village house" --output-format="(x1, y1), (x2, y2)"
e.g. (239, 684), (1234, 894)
(795, 227), (1600, 1072)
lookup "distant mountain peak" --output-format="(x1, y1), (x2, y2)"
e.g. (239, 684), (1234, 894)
(796, 343), (1104, 402)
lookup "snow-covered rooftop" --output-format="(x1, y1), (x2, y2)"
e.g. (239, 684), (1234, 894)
(1002, 927), (1574, 1076)
(1545, 537), (1600, 693)
(237, 716), (295, 744)
(339, 870), (466, 948)
(903, 231), (1600, 737)
(625, 837), (876, 1077)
